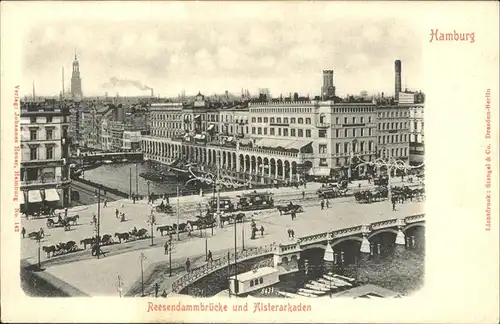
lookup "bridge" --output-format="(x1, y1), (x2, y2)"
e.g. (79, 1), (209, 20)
(171, 213), (425, 294)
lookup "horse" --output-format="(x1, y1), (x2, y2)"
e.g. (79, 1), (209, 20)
(100, 234), (113, 245)
(46, 218), (57, 228)
(66, 215), (79, 225)
(64, 241), (77, 253)
(55, 242), (67, 255)
(157, 225), (174, 236)
(130, 228), (148, 240)
(42, 245), (57, 257)
(276, 206), (289, 215)
(233, 213), (245, 223)
(80, 238), (94, 249)
(114, 232), (130, 243)
(187, 220), (203, 230)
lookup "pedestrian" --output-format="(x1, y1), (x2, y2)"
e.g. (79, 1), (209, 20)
(392, 198), (397, 211)
(166, 195), (170, 204)
(321, 200), (325, 210)
(155, 283), (160, 298)
(326, 200), (330, 208)
(358, 183), (361, 189)
(287, 229), (291, 238)
(21, 227), (26, 238)
(207, 250), (213, 262)
(260, 225), (264, 236)
(187, 222), (192, 237)
(302, 191), (305, 199)
(132, 194), (136, 204)
(64, 207), (68, 218)
(103, 198), (107, 208)
(291, 229), (295, 239)
(303, 181), (307, 188)
(185, 258), (191, 272)
(164, 241), (169, 255)
(115, 208), (119, 219)
(92, 214), (97, 225)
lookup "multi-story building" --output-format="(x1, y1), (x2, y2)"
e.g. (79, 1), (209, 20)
(375, 105), (410, 162)
(122, 131), (142, 151)
(149, 102), (184, 139)
(20, 99), (71, 209)
(409, 104), (424, 165)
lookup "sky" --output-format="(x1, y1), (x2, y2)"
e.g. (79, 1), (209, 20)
(20, 2), (424, 98)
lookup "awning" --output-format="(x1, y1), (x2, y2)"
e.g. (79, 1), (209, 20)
(227, 137), (234, 142)
(44, 188), (60, 202)
(207, 124), (215, 131)
(18, 191), (25, 204)
(194, 114), (201, 119)
(183, 133), (189, 138)
(310, 168), (331, 177)
(254, 139), (313, 151)
(28, 190), (43, 203)
(194, 134), (206, 140)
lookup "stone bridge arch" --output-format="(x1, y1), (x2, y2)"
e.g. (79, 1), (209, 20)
(368, 228), (399, 240)
(330, 236), (363, 248)
(404, 223), (425, 232)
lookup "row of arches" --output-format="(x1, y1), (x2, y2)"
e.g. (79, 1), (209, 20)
(141, 139), (303, 182)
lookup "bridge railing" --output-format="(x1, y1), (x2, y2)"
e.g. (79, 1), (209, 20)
(171, 243), (277, 293)
(74, 178), (129, 199)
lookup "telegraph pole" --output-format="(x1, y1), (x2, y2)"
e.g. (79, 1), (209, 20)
(96, 186), (101, 259)
(139, 252), (147, 296)
(234, 217), (238, 297)
(135, 163), (139, 196)
(176, 186), (180, 241)
(129, 168), (132, 198)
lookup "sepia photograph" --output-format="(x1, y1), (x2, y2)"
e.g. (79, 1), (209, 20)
(1, 1), (498, 323)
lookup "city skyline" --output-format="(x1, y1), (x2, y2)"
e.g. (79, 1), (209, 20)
(22, 3), (423, 98)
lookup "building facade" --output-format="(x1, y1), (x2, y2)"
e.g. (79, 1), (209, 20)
(375, 105), (411, 162)
(408, 104), (424, 165)
(20, 99), (71, 209)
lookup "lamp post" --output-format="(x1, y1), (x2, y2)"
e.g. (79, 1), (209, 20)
(348, 139), (358, 181)
(176, 186), (180, 241)
(117, 275), (124, 297)
(94, 186), (101, 259)
(37, 238), (41, 270)
(139, 252), (147, 296)
(149, 212), (155, 246)
(147, 180), (151, 199)
(129, 168), (132, 198)
(135, 163), (139, 196)
(233, 214), (238, 297)
(168, 235), (173, 277)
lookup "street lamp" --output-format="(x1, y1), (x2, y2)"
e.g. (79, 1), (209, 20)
(168, 235), (173, 277)
(94, 186), (102, 259)
(139, 252), (147, 297)
(37, 238), (41, 270)
(135, 163), (139, 196)
(147, 180), (151, 199)
(148, 212), (155, 246)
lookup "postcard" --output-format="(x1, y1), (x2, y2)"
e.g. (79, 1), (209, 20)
(1, 1), (498, 323)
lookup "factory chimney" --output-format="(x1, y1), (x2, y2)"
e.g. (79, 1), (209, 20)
(395, 60), (402, 101)
(151, 89), (154, 98)
(32, 80), (36, 101)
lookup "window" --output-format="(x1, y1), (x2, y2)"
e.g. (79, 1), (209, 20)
(336, 129), (340, 138)
(250, 281), (254, 287)
(306, 118), (311, 124)
(319, 130), (327, 138)
(259, 278), (263, 284)
(30, 146), (37, 160)
(270, 117), (275, 123)
(277, 117), (282, 123)
(252, 127), (256, 134)
(319, 144), (327, 153)
(270, 128), (275, 135)
(291, 118), (296, 123)
(344, 143), (348, 153)
(335, 117), (340, 124)
(335, 143), (340, 153)
(257, 117), (262, 123)
(352, 129), (356, 137)
(283, 128), (289, 136)
(254, 279), (258, 286)
(30, 129), (37, 140)
(298, 118), (304, 124)
(278, 128), (282, 136)
(258, 127), (262, 135)
(30, 117), (37, 124)
(306, 129), (311, 137)
(298, 129), (303, 137)
(360, 129), (364, 136)
(352, 117), (356, 123)
(290, 129), (296, 136)
(46, 146), (54, 159)
(360, 142), (365, 152)
(264, 128), (268, 135)
(264, 117), (268, 123)
(284, 117), (289, 123)
(46, 129), (53, 140)
(344, 129), (348, 137)
(46, 116), (53, 123)
(360, 117), (364, 123)
(252, 117), (256, 123)
(344, 117), (348, 124)
(368, 116), (372, 123)
(319, 158), (328, 166)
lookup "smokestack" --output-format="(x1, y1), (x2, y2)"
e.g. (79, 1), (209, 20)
(62, 67), (65, 96)
(151, 89), (154, 98)
(32, 80), (36, 101)
(395, 60), (402, 101)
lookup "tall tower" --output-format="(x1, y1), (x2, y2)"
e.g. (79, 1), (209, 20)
(321, 70), (336, 100)
(395, 60), (402, 101)
(71, 52), (83, 100)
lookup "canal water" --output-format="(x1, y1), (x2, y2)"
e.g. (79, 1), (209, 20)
(82, 162), (192, 196)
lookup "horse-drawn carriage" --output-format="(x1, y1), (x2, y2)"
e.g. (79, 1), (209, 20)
(236, 191), (274, 211)
(354, 187), (388, 203)
(155, 202), (173, 214)
(276, 203), (304, 215)
(42, 240), (78, 258)
(317, 187), (349, 199)
(46, 215), (79, 230)
(219, 212), (245, 225)
(207, 196), (235, 214)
